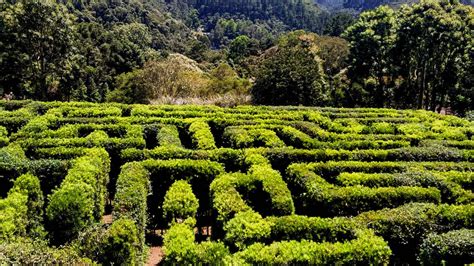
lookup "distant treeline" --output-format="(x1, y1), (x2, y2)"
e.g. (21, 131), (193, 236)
(0, 0), (472, 116)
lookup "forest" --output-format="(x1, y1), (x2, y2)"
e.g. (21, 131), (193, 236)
(0, 0), (472, 116)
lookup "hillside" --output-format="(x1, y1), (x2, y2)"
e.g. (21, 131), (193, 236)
(320, 0), (474, 11)
(0, 0), (472, 116)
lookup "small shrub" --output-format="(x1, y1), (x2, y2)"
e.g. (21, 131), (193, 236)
(163, 180), (199, 223)
(101, 218), (141, 265)
(418, 229), (474, 265)
(224, 211), (272, 250)
(0, 192), (28, 240)
(163, 218), (197, 265)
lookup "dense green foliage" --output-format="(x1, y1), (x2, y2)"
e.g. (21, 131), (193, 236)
(0, 92), (473, 263)
(418, 229), (474, 264)
(344, 1), (474, 115)
(252, 31), (327, 105)
(163, 180), (199, 223)
(0, 1), (472, 115)
(46, 148), (109, 244)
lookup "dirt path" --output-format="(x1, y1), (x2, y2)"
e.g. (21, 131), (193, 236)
(102, 214), (113, 224)
(147, 246), (164, 266)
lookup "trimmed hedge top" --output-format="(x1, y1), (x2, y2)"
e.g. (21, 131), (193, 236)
(0, 100), (472, 265)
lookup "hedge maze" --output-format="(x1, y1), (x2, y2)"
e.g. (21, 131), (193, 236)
(0, 100), (473, 264)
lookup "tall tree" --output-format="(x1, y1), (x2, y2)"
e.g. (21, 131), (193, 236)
(0, 1), (75, 100)
(343, 6), (398, 107)
(252, 31), (327, 106)
(393, 0), (474, 112)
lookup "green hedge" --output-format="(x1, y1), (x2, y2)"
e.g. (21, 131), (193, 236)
(436, 170), (474, 191)
(157, 125), (182, 148)
(418, 229), (474, 265)
(294, 161), (474, 182)
(0, 192), (28, 240)
(163, 219), (200, 265)
(233, 230), (391, 265)
(32, 147), (90, 160)
(120, 147), (245, 172)
(113, 162), (150, 247)
(356, 203), (474, 264)
(0, 172), (45, 241)
(276, 125), (321, 149)
(0, 126), (8, 147)
(16, 135), (146, 150)
(224, 211), (272, 250)
(163, 180), (199, 223)
(336, 172), (473, 204)
(210, 173), (253, 223)
(46, 183), (95, 244)
(9, 173), (44, 238)
(266, 215), (358, 243)
(63, 106), (123, 118)
(142, 159), (224, 228)
(246, 155), (295, 216)
(0, 145), (27, 195)
(222, 127), (254, 148)
(224, 213), (360, 250)
(163, 218), (230, 265)
(0, 237), (92, 264)
(286, 163), (441, 216)
(100, 218), (142, 265)
(188, 120), (216, 150)
(46, 148), (109, 244)
(0, 108), (34, 133)
(211, 155), (294, 223)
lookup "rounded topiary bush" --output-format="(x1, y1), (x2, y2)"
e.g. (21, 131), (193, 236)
(163, 180), (199, 223)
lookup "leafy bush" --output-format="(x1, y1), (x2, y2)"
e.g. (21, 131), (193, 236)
(46, 182), (95, 244)
(195, 241), (230, 265)
(163, 180), (199, 223)
(188, 120), (216, 150)
(0, 126), (8, 147)
(224, 211), (272, 250)
(113, 162), (150, 249)
(9, 173), (45, 238)
(157, 125), (182, 148)
(234, 231), (391, 264)
(0, 238), (92, 264)
(163, 218), (198, 265)
(222, 127), (254, 148)
(247, 160), (295, 216)
(418, 229), (474, 265)
(59, 148), (110, 220)
(210, 173), (253, 223)
(0, 192), (28, 240)
(356, 203), (474, 264)
(163, 218), (230, 265)
(101, 218), (142, 265)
